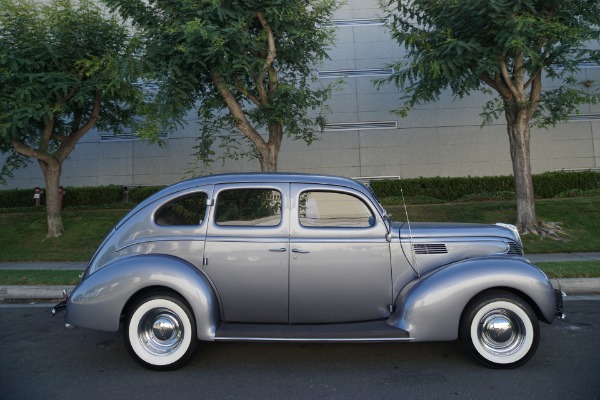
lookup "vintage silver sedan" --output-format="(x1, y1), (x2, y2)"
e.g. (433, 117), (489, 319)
(54, 173), (563, 370)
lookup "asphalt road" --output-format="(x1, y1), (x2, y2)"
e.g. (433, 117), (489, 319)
(1, 298), (599, 400)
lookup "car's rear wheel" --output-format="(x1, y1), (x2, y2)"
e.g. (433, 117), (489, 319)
(460, 290), (539, 368)
(124, 292), (197, 370)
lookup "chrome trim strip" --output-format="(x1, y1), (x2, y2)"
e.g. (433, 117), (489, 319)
(213, 337), (414, 342)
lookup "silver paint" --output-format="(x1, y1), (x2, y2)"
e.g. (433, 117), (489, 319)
(64, 173), (557, 355)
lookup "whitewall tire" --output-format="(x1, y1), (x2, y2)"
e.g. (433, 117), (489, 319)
(460, 290), (539, 368)
(124, 292), (197, 370)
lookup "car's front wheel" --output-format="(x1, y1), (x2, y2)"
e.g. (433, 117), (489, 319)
(460, 290), (539, 368)
(124, 292), (197, 370)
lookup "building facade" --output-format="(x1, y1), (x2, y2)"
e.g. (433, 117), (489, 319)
(3, 0), (600, 189)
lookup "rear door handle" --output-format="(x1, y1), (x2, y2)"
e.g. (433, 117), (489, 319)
(292, 248), (310, 254)
(269, 248), (287, 252)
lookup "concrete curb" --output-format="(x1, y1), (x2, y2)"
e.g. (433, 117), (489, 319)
(1, 279), (599, 300)
(552, 278), (600, 295)
(0, 285), (75, 300)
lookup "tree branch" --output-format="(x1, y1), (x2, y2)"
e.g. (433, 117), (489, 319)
(527, 69), (543, 120)
(256, 11), (278, 102)
(499, 55), (522, 100)
(233, 78), (261, 106)
(211, 71), (267, 151)
(55, 90), (102, 163)
(10, 139), (55, 165)
(514, 51), (525, 93)
(480, 71), (513, 99)
(38, 118), (55, 153)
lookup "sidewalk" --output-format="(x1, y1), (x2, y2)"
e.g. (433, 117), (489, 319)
(1, 253), (599, 300)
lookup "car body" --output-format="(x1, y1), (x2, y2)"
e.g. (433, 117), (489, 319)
(54, 173), (563, 370)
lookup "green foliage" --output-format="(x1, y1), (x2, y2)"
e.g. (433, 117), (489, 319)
(128, 186), (166, 203)
(380, 0), (600, 126)
(101, 0), (340, 170)
(0, 189), (35, 208)
(0, 0), (146, 181)
(61, 186), (123, 207)
(370, 171), (600, 202)
(0, 185), (124, 207)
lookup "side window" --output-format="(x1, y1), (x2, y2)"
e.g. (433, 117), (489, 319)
(155, 192), (207, 226)
(215, 188), (281, 226)
(299, 191), (374, 228)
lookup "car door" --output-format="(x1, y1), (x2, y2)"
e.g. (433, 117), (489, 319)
(289, 184), (393, 323)
(203, 183), (289, 323)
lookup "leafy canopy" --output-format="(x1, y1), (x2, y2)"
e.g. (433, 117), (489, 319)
(102, 0), (338, 165)
(380, 0), (600, 124)
(0, 0), (145, 181)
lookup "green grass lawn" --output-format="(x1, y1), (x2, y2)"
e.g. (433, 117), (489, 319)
(0, 209), (129, 261)
(1, 197), (599, 262)
(387, 197), (600, 254)
(0, 270), (82, 285)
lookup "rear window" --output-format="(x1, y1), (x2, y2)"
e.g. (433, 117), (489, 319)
(155, 193), (207, 226)
(215, 188), (282, 226)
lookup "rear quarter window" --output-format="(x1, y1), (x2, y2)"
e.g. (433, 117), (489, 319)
(155, 192), (208, 226)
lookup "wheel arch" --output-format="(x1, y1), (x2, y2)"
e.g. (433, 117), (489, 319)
(66, 254), (220, 340)
(388, 257), (557, 341)
(460, 286), (551, 328)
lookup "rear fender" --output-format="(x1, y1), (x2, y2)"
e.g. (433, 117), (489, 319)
(388, 257), (556, 341)
(66, 254), (219, 340)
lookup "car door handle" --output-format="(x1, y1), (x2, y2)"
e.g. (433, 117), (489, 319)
(292, 248), (310, 254)
(269, 248), (287, 252)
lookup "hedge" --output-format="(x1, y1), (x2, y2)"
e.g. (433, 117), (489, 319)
(0, 185), (124, 208)
(1, 171), (599, 208)
(369, 171), (600, 202)
(128, 186), (166, 203)
(61, 185), (123, 207)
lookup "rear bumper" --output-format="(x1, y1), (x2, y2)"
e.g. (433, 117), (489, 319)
(554, 288), (566, 319)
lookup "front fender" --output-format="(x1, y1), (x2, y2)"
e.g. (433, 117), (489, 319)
(388, 256), (556, 341)
(65, 254), (219, 341)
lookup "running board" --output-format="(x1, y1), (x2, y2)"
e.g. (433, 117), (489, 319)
(214, 320), (412, 342)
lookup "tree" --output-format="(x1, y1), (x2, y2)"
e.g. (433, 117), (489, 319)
(380, 0), (600, 234)
(0, 0), (144, 237)
(102, 0), (339, 172)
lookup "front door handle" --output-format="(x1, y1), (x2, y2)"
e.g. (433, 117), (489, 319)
(292, 248), (310, 254)
(269, 248), (287, 252)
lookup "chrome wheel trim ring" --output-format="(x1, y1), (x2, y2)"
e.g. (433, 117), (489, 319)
(470, 300), (534, 364)
(128, 299), (193, 366)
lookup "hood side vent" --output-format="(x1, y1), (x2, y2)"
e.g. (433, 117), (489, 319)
(413, 243), (448, 255)
(507, 241), (524, 256)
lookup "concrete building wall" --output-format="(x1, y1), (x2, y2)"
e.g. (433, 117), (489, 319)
(2, 0), (599, 189)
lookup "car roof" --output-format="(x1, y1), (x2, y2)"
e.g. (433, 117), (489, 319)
(164, 172), (369, 193)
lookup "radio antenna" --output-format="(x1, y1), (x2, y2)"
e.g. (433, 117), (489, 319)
(401, 188), (420, 278)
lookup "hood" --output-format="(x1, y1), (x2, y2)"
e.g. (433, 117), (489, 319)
(391, 221), (524, 275)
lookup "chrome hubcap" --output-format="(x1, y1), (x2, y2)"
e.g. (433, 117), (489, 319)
(478, 308), (525, 357)
(138, 308), (184, 356)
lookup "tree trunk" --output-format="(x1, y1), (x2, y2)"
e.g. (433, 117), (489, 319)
(259, 144), (279, 172)
(258, 122), (283, 172)
(39, 160), (64, 237)
(505, 109), (537, 234)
